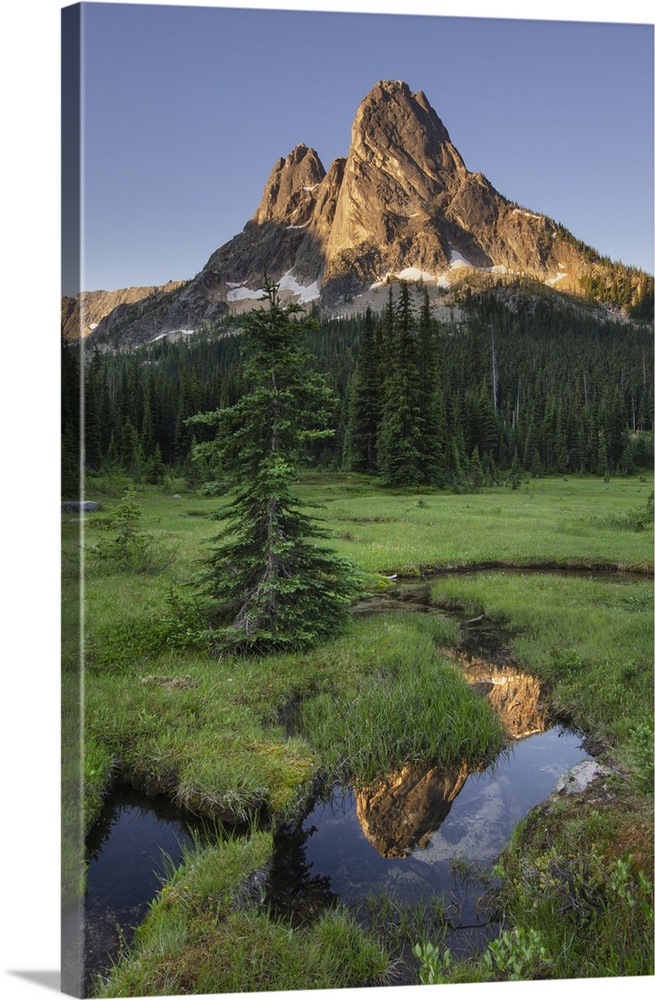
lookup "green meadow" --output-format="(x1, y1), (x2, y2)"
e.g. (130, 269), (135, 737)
(302, 472), (653, 574)
(63, 472), (653, 991)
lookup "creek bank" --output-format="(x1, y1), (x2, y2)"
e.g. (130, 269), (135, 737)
(82, 784), (211, 993)
(384, 559), (653, 578)
(355, 576), (520, 665)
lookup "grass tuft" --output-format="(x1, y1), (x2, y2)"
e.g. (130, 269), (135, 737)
(93, 832), (392, 997)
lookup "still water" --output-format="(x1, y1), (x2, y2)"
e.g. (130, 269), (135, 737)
(83, 788), (208, 990)
(84, 726), (590, 985)
(267, 725), (590, 951)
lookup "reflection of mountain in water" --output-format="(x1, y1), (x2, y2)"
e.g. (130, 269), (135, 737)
(355, 760), (470, 858)
(452, 654), (548, 740)
(353, 655), (548, 858)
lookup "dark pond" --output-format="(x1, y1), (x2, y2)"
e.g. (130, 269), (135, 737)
(82, 787), (212, 992)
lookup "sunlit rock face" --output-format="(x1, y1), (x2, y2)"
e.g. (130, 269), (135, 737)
(355, 759), (469, 858)
(251, 144), (326, 228)
(321, 80), (464, 293)
(454, 655), (548, 740)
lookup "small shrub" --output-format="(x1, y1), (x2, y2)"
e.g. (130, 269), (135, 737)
(592, 491), (654, 532)
(90, 487), (175, 574)
(624, 724), (654, 794)
(412, 940), (453, 985)
(482, 927), (551, 981)
(519, 849), (607, 923)
(86, 615), (174, 671)
(196, 480), (226, 497)
(412, 941), (452, 986)
(87, 591), (212, 671)
(161, 590), (214, 652)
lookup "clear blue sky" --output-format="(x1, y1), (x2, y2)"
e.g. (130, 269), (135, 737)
(64, 2), (653, 294)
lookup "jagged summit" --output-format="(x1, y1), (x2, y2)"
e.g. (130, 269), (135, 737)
(202, 78), (570, 305)
(352, 79), (458, 163)
(323, 80), (469, 292)
(251, 144), (326, 227)
(86, 80), (650, 345)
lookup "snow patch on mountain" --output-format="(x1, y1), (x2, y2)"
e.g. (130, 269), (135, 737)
(278, 271), (320, 302)
(227, 284), (262, 302)
(225, 271), (320, 304)
(449, 250), (476, 270)
(370, 266), (438, 289)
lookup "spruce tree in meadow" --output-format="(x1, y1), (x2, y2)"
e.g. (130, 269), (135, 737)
(187, 281), (359, 655)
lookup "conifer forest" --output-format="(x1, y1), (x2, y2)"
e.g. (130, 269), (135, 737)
(62, 281), (654, 496)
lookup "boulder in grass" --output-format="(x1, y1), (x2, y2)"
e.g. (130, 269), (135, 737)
(62, 500), (100, 513)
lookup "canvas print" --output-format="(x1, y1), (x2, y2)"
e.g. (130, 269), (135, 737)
(61, 2), (654, 997)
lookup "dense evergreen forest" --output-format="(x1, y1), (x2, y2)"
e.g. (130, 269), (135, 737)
(61, 281), (654, 497)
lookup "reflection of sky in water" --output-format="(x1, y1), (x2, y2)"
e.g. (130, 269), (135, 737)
(86, 794), (197, 915)
(294, 726), (590, 917)
(83, 790), (202, 990)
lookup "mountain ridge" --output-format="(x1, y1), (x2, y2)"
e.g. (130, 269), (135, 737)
(61, 281), (186, 343)
(71, 80), (652, 345)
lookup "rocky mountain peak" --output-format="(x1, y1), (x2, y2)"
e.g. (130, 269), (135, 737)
(323, 81), (470, 288)
(251, 143), (326, 227)
(352, 81), (466, 183)
(355, 80), (453, 149)
(85, 80), (649, 345)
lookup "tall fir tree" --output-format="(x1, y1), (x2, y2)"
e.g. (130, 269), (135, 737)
(344, 306), (382, 473)
(416, 289), (448, 485)
(119, 417), (143, 478)
(187, 281), (359, 655)
(377, 283), (425, 486)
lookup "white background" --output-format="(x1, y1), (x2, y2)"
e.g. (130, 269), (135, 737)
(1, 2), (652, 999)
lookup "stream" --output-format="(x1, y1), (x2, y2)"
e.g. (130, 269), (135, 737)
(82, 572), (601, 987)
